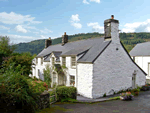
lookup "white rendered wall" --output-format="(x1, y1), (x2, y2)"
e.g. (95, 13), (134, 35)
(92, 42), (146, 98)
(77, 63), (93, 98)
(134, 56), (150, 76)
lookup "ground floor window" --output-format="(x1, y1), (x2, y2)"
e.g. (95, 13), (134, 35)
(70, 75), (75, 86)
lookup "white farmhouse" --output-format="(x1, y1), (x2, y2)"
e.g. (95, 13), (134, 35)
(32, 15), (146, 99)
(130, 42), (150, 80)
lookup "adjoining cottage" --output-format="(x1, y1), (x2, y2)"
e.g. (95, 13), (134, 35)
(32, 15), (146, 99)
(130, 42), (150, 81)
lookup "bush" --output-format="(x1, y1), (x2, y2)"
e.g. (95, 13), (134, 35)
(56, 86), (77, 102)
(0, 63), (40, 112)
(141, 85), (149, 91)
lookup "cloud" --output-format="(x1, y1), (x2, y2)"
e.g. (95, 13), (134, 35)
(0, 25), (10, 30)
(70, 14), (82, 29)
(83, 0), (89, 4)
(71, 23), (82, 29)
(71, 14), (80, 22)
(40, 35), (47, 39)
(83, 0), (100, 4)
(87, 22), (104, 33)
(15, 25), (27, 33)
(40, 28), (53, 34)
(122, 19), (150, 33)
(90, 0), (100, 3)
(0, 12), (42, 25)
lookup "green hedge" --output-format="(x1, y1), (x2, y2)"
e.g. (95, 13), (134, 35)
(56, 86), (77, 102)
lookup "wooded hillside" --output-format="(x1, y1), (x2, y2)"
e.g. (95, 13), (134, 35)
(14, 32), (150, 55)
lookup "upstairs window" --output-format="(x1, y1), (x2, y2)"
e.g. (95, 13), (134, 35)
(41, 58), (43, 65)
(71, 56), (76, 67)
(62, 57), (66, 66)
(52, 57), (55, 65)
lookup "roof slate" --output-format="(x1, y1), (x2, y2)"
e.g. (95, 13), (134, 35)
(130, 41), (150, 56)
(37, 37), (111, 63)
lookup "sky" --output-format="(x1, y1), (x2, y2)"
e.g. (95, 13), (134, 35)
(0, 0), (150, 44)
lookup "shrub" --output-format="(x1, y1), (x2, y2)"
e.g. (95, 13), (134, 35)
(131, 88), (140, 96)
(0, 63), (40, 112)
(56, 86), (77, 102)
(141, 85), (149, 91)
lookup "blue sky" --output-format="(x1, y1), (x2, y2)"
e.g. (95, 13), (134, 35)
(0, 0), (150, 44)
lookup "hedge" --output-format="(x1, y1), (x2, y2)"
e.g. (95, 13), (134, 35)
(56, 86), (77, 102)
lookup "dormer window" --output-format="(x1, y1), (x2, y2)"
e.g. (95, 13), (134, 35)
(62, 57), (66, 66)
(71, 56), (76, 67)
(36, 58), (38, 64)
(52, 57), (55, 65)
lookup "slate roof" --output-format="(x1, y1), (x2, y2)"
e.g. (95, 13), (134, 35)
(130, 41), (150, 56)
(36, 37), (111, 63)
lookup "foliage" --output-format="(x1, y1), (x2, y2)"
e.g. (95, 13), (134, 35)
(2, 52), (33, 76)
(43, 64), (51, 88)
(14, 32), (150, 55)
(109, 96), (120, 100)
(120, 92), (134, 100)
(0, 63), (39, 112)
(56, 86), (77, 102)
(0, 36), (16, 68)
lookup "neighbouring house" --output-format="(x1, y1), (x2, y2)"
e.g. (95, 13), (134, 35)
(130, 42), (150, 81)
(31, 15), (146, 99)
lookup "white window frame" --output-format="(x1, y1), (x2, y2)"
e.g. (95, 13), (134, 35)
(71, 56), (76, 67)
(52, 57), (55, 65)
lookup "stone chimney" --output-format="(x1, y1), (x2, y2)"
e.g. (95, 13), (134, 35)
(104, 15), (120, 43)
(62, 32), (68, 46)
(45, 37), (52, 48)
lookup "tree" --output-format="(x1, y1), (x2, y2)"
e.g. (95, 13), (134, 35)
(0, 36), (16, 68)
(43, 64), (51, 88)
(2, 52), (33, 76)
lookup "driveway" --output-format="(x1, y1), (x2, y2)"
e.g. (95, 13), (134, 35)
(42, 91), (150, 113)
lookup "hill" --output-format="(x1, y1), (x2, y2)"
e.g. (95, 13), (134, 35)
(14, 32), (150, 55)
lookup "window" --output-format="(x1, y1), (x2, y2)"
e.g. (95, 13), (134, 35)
(53, 72), (57, 84)
(52, 57), (55, 65)
(36, 58), (38, 64)
(71, 56), (76, 67)
(62, 57), (66, 66)
(70, 75), (75, 86)
(41, 58), (43, 65)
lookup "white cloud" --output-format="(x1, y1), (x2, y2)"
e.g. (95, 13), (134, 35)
(83, 0), (89, 4)
(40, 35), (47, 39)
(40, 28), (53, 34)
(87, 22), (104, 33)
(71, 14), (80, 22)
(70, 14), (82, 29)
(0, 25), (10, 30)
(83, 0), (100, 4)
(15, 25), (27, 33)
(122, 19), (150, 33)
(90, 0), (100, 3)
(71, 23), (82, 29)
(0, 12), (42, 25)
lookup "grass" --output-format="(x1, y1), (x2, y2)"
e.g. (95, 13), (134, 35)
(109, 96), (120, 100)
(36, 106), (73, 113)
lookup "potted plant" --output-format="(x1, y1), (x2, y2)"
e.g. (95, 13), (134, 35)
(141, 85), (149, 91)
(131, 88), (140, 96)
(120, 92), (134, 101)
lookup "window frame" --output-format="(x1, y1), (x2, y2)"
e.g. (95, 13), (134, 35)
(70, 75), (75, 86)
(41, 58), (43, 65)
(62, 57), (66, 66)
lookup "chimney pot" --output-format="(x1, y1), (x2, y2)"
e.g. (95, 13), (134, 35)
(111, 15), (114, 19)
